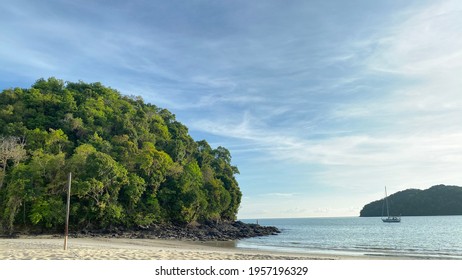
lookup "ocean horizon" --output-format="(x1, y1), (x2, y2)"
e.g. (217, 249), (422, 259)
(238, 216), (462, 259)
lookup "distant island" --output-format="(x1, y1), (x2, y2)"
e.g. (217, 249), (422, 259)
(360, 184), (462, 217)
(0, 78), (278, 239)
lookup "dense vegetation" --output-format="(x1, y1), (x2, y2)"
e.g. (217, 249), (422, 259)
(360, 185), (462, 217)
(0, 78), (241, 234)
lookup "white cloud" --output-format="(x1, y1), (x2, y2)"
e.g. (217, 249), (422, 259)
(369, 1), (462, 77)
(262, 193), (298, 198)
(188, 2), (462, 221)
(3, 0), (462, 218)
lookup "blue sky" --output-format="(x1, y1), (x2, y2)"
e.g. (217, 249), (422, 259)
(2, 0), (462, 218)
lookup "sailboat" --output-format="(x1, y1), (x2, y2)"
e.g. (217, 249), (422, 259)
(382, 187), (401, 223)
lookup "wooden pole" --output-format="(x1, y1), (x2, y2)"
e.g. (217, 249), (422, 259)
(64, 172), (71, 250)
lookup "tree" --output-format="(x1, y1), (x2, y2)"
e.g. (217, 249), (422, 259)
(0, 136), (27, 189)
(158, 160), (207, 224)
(0, 79), (243, 233)
(71, 151), (128, 227)
(210, 146), (241, 220)
(1, 163), (30, 233)
(360, 185), (462, 217)
(136, 142), (174, 192)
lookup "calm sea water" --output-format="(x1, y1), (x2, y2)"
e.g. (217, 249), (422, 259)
(238, 216), (462, 259)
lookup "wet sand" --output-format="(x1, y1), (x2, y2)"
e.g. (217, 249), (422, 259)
(0, 236), (362, 260)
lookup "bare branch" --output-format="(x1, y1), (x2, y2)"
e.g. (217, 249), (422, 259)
(0, 136), (27, 189)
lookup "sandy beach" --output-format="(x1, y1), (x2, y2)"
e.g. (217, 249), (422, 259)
(0, 237), (452, 280)
(0, 236), (363, 260)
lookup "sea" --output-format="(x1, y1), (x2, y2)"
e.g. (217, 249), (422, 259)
(238, 216), (462, 259)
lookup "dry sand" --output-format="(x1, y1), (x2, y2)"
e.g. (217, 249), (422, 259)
(0, 236), (359, 260)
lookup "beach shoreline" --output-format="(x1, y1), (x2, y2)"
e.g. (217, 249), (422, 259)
(0, 236), (414, 260)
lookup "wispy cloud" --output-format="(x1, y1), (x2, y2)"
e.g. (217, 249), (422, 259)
(262, 193), (298, 198)
(368, 1), (462, 76)
(2, 0), (462, 218)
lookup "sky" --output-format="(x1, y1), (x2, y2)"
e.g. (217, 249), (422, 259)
(1, 0), (462, 218)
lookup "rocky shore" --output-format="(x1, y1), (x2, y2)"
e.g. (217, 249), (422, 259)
(70, 221), (280, 241)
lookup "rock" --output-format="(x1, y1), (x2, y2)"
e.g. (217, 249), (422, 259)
(65, 220), (279, 241)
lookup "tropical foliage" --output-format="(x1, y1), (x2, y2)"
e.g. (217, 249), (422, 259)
(360, 185), (462, 217)
(0, 78), (241, 234)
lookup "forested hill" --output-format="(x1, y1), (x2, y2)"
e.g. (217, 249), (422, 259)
(360, 185), (462, 217)
(0, 78), (241, 234)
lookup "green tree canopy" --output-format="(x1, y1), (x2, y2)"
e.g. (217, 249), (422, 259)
(360, 185), (462, 217)
(0, 78), (242, 233)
